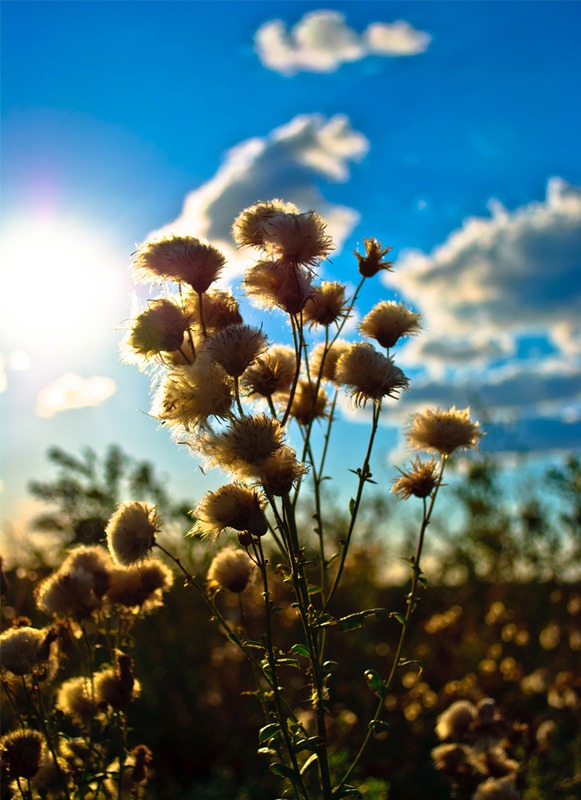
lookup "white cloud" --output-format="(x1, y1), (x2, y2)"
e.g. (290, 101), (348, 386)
(35, 373), (116, 418)
(151, 114), (368, 276)
(385, 178), (581, 360)
(255, 10), (430, 75)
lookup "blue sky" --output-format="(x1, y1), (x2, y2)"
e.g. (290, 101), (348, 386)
(1, 1), (580, 539)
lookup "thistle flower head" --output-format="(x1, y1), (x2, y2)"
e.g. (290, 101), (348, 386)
(133, 235), (225, 293)
(94, 651), (141, 710)
(431, 743), (474, 777)
(289, 380), (327, 426)
(106, 502), (159, 567)
(359, 301), (422, 349)
(258, 445), (307, 496)
(207, 547), (254, 593)
(62, 546), (112, 599)
(194, 483), (268, 539)
(354, 238), (394, 277)
(408, 407), (483, 456)
(309, 339), (351, 383)
(334, 342), (409, 406)
(242, 345), (296, 398)
(55, 677), (94, 724)
(436, 699), (477, 740)
(206, 323), (268, 378)
(183, 288), (243, 334)
(0, 729), (44, 780)
(392, 458), (439, 500)
(125, 299), (190, 361)
(232, 199), (299, 249)
(302, 281), (348, 327)
(151, 359), (233, 431)
(202, 414), (286, 478)
(105, 561), (173, 611)
(0, 626), (49, 676)
(472, 778), (520, 800)
(36, 566), (103, 618)
(262, 210), (334, 267)
(244, 260), (314, 315)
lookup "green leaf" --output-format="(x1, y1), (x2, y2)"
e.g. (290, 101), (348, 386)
(364, 669), (387, 698)
(390, 612), (406, 626)
(307, 584), (322, 596)
(299, 753), (319, 775)
(290, 643), (311, 659)
(269, 762), (300, 782)
(312, 613), (336, 628)
(322, 660), (338, 676)
(243, 639), (266, 650)
(275, 657), (300, 669)
(258, 723), (281, 744)
(292, 736), (323, 753)
(334, 786), (363, 798)
(348, 497), (356, 515)
(368, 719), (390, 735)
(338, 613), (366, 632)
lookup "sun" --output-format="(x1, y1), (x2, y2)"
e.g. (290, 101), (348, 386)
(0, 215), (127, 357)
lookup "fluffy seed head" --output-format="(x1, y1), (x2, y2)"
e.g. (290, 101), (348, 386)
(0, 627), (48, 676)
(133, 235), (226, 293)
(436, 700), (477, 740)
(353, 238), (394, 277)
(125, 299), (190, 360)
(258, 445), (307, 496)
(289, 380), (327, 426)
(55, 677), (94, 724)
(242, 345), (296, 398)
(472, 778), (520, 800)
(183, 289), (242, 334)
(431, 743), (474, 777)
(151, 359), (233, 431)
(263, 210), (334, 267)
(233, 199), (299, 248)
(244, 260), (314, 315)
(334, 342), (409, 405)
(392, 458), (439, 500)
(207, 548), (254, 593)
(0, 729), (44, 779)
(408, 407), (483, 456)
(106, 502), (159, 567)
(105, 561), (173, 611)
(302, 282), (348, 327)
(203, 414), (286, 478)
(309, 340), (351, 383)
(62, 546), (112, 599)
(36, 566), (103, 618)
(194, 484), (268, 539)
(206, 324), (268, 377)
(359, 301), (422, 349)
(94, 652), (141, 710)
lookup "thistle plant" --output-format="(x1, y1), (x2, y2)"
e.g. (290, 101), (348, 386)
(111, 199), (483, 799)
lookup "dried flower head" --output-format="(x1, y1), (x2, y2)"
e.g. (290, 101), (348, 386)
(94, 652), (141, 710)
(431, 743), (474, 777)
(244, 260), (314, 315)
(289, 380), (327, 426)
(309, 339), (351, 383)
(55, 677), (94, 724)
(0, 729), (44, 780)
(408, 407), (483, 456)
(36, 565), (103, 618)
(233, 199), (299, 249)
(125, 299), (190, 361)
(472, 777), (520, 800)
(354, 238), (394, 277)
(105, 561), (173, 611)
(258, 445), (307, 496)
(359, 301), (422, 349)
(302, 282), (348, 328)
(62, 546), (112, 599)
(392, 458), (439, 500)
(0, 626), (49, 676)
(263, 210), (334, 267)
(194, 484), (268, 539)
(151, 359), (233, 430)
(106, 502), (159, 567)
(206, 324), (268, 377)
(208, 548), (254, 593)
(104, 746), (153, 796)
(202, 414), (286, 478)
(334, 342), (409, 406)
(183, 289), (243, 334)
(133, 235), (225, 293)
(242, 345), (296, 398)
(472, 745), (520, 779)
(436, 700), (477, 740)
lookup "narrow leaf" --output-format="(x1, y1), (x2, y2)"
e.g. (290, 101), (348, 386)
(290, 643), (311, 659)
(299, 752), (319, 775)
(269, 762), (299, 782)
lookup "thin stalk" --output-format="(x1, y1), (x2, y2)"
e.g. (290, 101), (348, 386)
(233, 376), (245, 416)
(197, 292), (207, 338)
(280, 315), (303, 428)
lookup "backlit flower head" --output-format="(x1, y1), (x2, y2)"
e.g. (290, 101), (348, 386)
(202, 414), (286, 478)
(207, 548), (254, 593)
(242, 345), (296, 398)
(436, 699), (477, 740)
(62, 546), (112, 599)
(258, 445), (307, 496)
(0, 729), (44, 780)
(392, 458), (439, 500)
(431, 743), (474, 777)
(334, 342), (409, 406)
(183, 288), (243, 335)
(263, 210), (334, 267)
(0, 626), (49, 676)
(233, 199), (299, 249)
(244, 259), (314, 315)
(194, 483), (268, 539)
(105, 561), (173, 611)
(94, 651), (141, 710)
(353, 237), (394, 278)
(125, 299), (190, 361)
(106, 501), (159, 567)
(408, 407), (483, 456)
(133, 235), (225, 293)
(56, 677), (94, 724)
(472, 778), (520, 800)
(302, 281), (348, 327)
(359, 301), (422, 349)
(309, 339), (351, 383)
(290, 380), (327, 426)
(36, 566), (103, 618)
(151, 359), (233, 431)
(206, 323), (268, 378)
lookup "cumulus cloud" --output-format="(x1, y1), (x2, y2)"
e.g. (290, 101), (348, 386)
(150, 114), (368, 276)
(36, 373), (116, 418)
(255, 10), (430, 75)
(386, 178), (581, 360)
